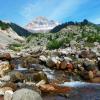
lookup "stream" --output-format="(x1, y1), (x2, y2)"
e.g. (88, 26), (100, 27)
(13, 59), (100, 100)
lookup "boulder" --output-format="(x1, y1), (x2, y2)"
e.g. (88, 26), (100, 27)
(0, 61), (11, 77)
(12, 88), (42, 100)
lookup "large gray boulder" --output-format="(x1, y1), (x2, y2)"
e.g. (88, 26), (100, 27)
(12, 88), (42, 100)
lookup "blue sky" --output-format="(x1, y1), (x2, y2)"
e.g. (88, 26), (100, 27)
(0, 0), (100, 26)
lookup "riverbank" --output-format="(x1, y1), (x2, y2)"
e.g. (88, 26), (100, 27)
(0, 42), (100, 100)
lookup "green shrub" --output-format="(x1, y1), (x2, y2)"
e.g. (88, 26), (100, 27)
(47, 39), (64, 50)
(9, 43), (23, 51)
(27, 35), (33, 42)
(87, 34), (100, 43)
(0, 21), (10, 30)
(10, 43), (22, 47)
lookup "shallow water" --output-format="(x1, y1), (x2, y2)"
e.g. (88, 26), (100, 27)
(43, 82), (100, 100)
(14, 61), (100, 100)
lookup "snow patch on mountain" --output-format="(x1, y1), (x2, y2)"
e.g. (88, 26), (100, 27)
(25, 16), (59, 33)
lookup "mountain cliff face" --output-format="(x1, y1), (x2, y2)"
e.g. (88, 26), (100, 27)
(0, 20), (31, 48)
(25, 16), (59, 33)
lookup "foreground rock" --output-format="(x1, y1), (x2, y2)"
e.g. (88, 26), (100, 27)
(0, 61), (11, 77)
(12, 88), (42, 100)
(90, 77), (100, 83)
(4, 90), (13, 100)
(2, 82), (17, 91)
(0, 53), (11, 61)
(39, 84), (72, 93)
(0, 87), (13, 95)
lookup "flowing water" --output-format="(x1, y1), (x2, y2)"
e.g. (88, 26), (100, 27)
(14, 60), (100, 100)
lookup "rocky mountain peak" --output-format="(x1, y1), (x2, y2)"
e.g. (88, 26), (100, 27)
(25, 16), (59, 33)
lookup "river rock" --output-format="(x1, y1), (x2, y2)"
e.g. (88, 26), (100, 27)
(12, 88), (42, 100)
(0, 75), (10, 82)
(97, 60), (100, 70)
(64, 57), (72, 62)
(82, 60), (95, 71)
(39, 84), (72, 93)
(79, 50), (96, 59)
(36, 80), (46, 87)
(96, 71), (100, 77)
(81, 71), (94, 80)
(78, 66), (84, 71)
(30, 64), (43, 71)
(56, 61), (61, 69)
(0, 87), (13, 95)
(2, 82), (17, 91)
(90, 77), (100, 83)
(4, 90), (13, 100)
(39, 55), (47, 62)
(66, 62), (73, 71)
(0, 95), (3, 100)
(8, 71), (25, 82)
(34, 71), (48, 83)
(0, 61), (11, 77)
(88, 71), (94, 79)
(46, 57), (59, 68)
(17, 82), (41, 94)
(21, 56), (40, 68)
(58, 49), (68, 56)
(60, 61), (67, 69)
(0, 53), (11, 61)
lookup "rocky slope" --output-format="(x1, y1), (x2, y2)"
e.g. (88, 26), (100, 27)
(25, 19), (100, 49)
(25, 16), (59, 33)
(0, 20), (31, 48)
